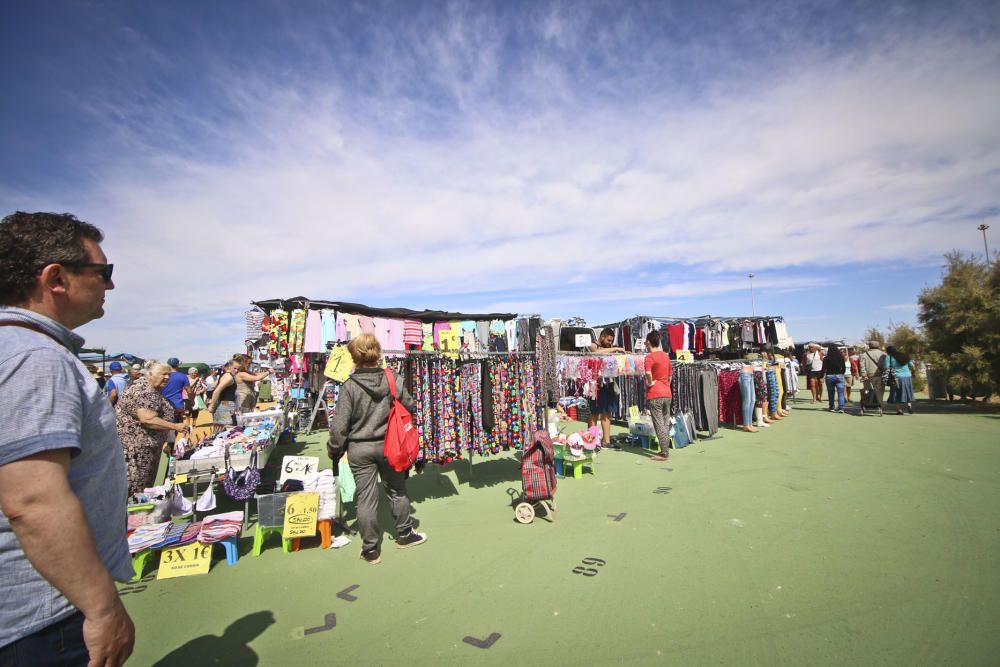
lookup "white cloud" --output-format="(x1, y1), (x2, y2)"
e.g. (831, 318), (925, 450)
(882, 303), (918, 310)
(5, 6), (999, 360)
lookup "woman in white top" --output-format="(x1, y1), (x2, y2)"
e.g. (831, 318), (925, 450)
(841, 346), (853, 403)
(804, 344), (825, 402)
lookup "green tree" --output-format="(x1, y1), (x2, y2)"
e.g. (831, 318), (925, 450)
(862, 327), (885, 347)
(917, 252), (1000, 398)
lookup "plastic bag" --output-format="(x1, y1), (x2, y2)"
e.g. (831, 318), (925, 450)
(338, 460), (355, 503)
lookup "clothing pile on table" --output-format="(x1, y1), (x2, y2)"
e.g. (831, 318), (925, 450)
(185, 421), (276, 460)
(198, 512), (244, 544)
(128, 523), (170, 554)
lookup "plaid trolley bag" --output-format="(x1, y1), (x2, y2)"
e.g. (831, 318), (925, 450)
(513, 430), (557, 524)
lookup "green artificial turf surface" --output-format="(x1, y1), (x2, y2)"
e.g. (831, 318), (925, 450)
(124, 397), (1000, 666)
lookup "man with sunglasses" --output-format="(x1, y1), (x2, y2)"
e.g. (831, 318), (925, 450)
(0, 212), (133, 667)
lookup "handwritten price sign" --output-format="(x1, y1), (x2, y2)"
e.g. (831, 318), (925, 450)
(157, 543), (212, 580)
(278, 456), (320, 486)
(282, 492), (320, 540)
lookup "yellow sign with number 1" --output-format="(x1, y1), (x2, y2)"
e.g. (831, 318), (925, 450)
(157, 543), (212, 579)
(283, 492), (320, 540)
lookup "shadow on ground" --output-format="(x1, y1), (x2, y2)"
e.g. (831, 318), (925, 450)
(152, 610), (274, 667)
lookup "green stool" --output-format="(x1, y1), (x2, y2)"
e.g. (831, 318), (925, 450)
(131, 550), (157, 582)
(564, 456), (596, 479)
(252, 525), (294, 556)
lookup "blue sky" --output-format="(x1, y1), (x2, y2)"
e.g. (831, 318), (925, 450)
(2, 1), (998, 362)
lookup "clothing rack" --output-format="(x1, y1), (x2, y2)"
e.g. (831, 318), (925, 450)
(382, 349), (537, 357)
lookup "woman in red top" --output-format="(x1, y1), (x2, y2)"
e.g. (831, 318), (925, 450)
(643, 331), (673, 462)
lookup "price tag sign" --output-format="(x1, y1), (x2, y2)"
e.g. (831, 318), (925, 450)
(278, 456), (320, 485)
(173, 474), (188, 484)
(283, 492), (320, 540)
(157, 543), (211, 580)
(676, 350), (694, 362)
(575, 334), (592, 348)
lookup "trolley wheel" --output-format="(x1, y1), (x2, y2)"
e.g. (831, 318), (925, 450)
(514, 502), (535, 524)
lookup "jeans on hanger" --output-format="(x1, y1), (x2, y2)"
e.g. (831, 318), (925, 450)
(738, 371), (755, 426)
(826, 374), (846, 411)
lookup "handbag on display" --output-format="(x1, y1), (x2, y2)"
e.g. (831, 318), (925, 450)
(223, 448), (261, 501)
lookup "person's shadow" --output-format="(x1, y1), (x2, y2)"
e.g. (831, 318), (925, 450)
(153, 610), (274, 666)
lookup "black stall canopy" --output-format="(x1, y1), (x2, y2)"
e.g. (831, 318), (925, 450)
(251, 297), (516, 323)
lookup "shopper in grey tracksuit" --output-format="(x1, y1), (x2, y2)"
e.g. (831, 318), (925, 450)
(328, 334), (427, 564)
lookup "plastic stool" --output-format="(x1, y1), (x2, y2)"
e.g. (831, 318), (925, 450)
(637, 435), (661, 453)
(318, 519), (333, 549)
(291, 520), (333, 550)
(252, 525), (294, 556)
(130, 550), (156, 581)
(218, 536), (239, 565)
(564, 457), (595, 479)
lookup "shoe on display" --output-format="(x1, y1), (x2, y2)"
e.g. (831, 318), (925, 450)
(396, 531), (428, 549)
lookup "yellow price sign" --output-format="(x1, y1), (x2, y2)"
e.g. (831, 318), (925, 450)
(675, 350), (694, 362)
(157, 543), (212, 580)
(173, 474), (188, 484)
(282, 492), (319, 540)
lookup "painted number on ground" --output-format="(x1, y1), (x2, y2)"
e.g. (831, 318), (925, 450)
(572, 557), (606, 577)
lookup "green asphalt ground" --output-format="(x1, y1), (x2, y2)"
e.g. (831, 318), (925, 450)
(123, 394), (1000, 666)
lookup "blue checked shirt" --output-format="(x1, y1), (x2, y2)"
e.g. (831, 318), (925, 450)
(0, 307), (132, 648)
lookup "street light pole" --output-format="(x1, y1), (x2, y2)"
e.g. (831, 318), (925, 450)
(978, 223), (991, 264)
(748, 273), (756, 316)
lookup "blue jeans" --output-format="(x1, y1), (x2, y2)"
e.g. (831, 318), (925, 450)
(0, 612), (88, 666)
(826, 374), (846, 410)
(738, 371), (755, 426)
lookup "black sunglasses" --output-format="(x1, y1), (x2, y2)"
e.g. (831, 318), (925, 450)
(59, 262), (114, 283)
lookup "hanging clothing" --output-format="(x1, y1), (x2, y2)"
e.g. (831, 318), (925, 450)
(320, 309), (338, 346)
(303, 309), (323, 353)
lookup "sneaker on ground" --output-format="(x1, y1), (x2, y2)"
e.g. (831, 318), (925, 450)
(360, 549), (381, 564)
(396, 531), (427, 549)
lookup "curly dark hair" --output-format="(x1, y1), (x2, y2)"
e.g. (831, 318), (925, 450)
(0, 212), (104, 306)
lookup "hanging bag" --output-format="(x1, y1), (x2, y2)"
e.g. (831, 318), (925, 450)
(195, 479), (217, 512)
(168, 484), (193, 517)
(223, 447), (261, 501)
(383, 369), (420, 472)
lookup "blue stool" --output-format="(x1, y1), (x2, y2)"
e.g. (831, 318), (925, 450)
(636, 435), (661, 453)
(219, 536), (239, 565)
(554, 458), (564, 477)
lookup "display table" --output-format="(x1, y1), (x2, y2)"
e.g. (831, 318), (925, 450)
(172, 410), (284, 476)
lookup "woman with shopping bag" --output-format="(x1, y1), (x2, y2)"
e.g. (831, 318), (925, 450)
(327, 334), (428, 565)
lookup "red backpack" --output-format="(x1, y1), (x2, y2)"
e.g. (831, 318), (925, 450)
(383, 369), (419, 472)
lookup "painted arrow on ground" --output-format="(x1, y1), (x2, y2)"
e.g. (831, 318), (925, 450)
(463, 632), (501, 649)
(337, 584), (360, 602)
(304, 613), (337, 636)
